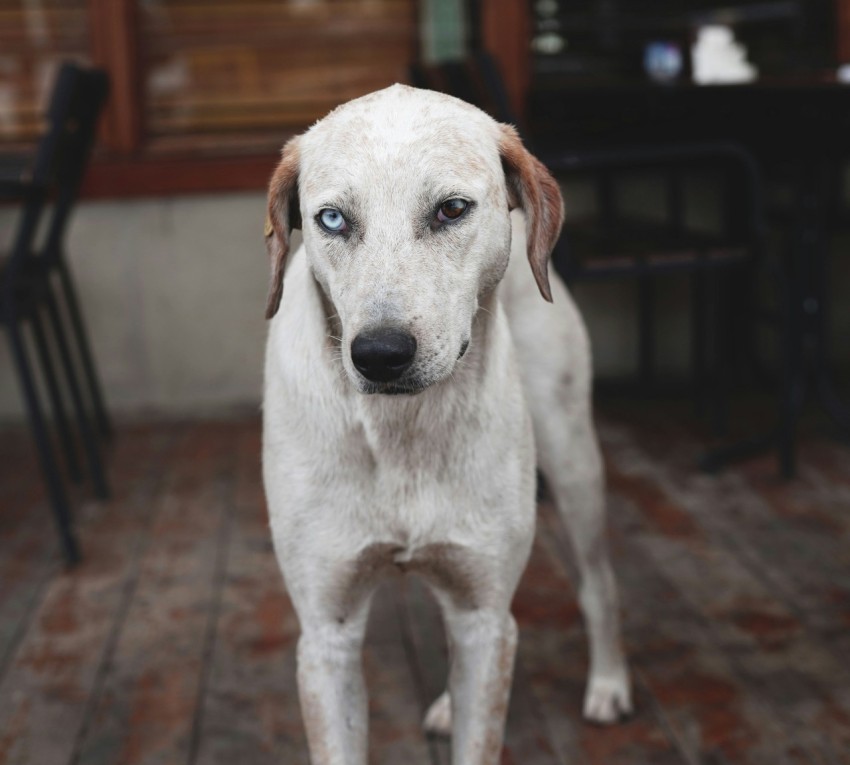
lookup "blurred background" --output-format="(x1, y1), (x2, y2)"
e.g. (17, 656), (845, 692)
(0, 0), (846, 418)
(2, 3), (850, 764)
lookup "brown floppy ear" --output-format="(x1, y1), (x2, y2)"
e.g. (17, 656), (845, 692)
(498, 125), (565, 302)
(265, 136), (303, 319)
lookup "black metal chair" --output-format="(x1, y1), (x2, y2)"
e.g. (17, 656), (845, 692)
(36, 70), (114, 448)
(545, 143), (766, 425)
(0, 62), (110, 564)
(411, 52), (791, 476)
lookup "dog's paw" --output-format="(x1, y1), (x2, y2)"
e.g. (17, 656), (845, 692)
(583, 674), (633, 725)
(423, 691), (452, 736)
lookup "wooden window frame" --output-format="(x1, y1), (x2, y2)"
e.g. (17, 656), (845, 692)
(78, 0), (530, 198)
(82, 0), (427, 198)
(81, 0), (324, 198)
(0, 1), (531, 199)
(840, 0), (850, 62)
(480, 0), (531, 118)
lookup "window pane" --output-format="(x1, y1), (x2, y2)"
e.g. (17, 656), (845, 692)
(0, 1), (90, 143)
(140, 0), (417, 140)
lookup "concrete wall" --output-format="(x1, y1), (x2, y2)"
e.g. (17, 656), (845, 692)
(0, 193), (273, 419)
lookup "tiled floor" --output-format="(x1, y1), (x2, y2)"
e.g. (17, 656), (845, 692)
(1, 404), (849, 764)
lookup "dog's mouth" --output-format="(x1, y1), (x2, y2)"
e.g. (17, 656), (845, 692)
(359, 378), (429, 396)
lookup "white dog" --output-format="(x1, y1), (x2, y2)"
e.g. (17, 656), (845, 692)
(262, 85), (631, 765)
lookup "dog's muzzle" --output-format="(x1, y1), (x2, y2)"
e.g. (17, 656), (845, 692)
(351, 328), (417, 383)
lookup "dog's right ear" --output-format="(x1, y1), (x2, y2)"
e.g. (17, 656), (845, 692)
(265, 136), (302, 319)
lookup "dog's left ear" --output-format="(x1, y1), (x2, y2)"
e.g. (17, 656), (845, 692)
(499, 125), (565, 302)
(265, 136), (303, 319)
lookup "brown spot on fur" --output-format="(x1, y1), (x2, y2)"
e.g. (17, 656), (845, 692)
(559, 369), (575, 392)
(481, 621), (516, 763)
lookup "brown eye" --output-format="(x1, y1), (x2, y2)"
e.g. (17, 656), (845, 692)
(437, 198), (469, 223)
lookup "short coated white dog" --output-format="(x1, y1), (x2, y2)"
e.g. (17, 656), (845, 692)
(262, 85), (632, 765)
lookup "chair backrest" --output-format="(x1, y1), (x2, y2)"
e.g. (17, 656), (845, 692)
(5, 63), (109, 291)
(41, 63), (109, 258)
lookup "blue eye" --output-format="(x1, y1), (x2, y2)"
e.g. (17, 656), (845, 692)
(318, 208), (347, 233)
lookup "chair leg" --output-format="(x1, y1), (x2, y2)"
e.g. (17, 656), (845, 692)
(706, 271), (729, 438)
(6, 322), (81, 565)
(778, 266), (801, 479)
(638, 276), (655, 390)
(44, 285), (110, 500)
(56, 259), (113, 440)
(30, 308), (83, 483)
(691, 272), (708, 418)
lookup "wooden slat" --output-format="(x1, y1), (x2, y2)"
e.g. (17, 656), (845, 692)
(0, 423), (182, 764)
(364, 580), (440, 765)
(839, 0), (850, 62)
(88, 0), (144, 152)
(401, 564), (568, 765)
(141, 0), (417, 138)
(597, 412), (850, 764)
(399, 577), (451, 765)
(2, 410), (850, 762)
(193, 425), (307, 765)
(566, 498), (810, 765)
(519, 515), (685, 765)
(80, 153), (281, 198)
(71, 422), (236, 765)
(0, 433), (65, 684)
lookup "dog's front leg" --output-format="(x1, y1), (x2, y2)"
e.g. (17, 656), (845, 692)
(442, 606), (518, 765)
(296, 607), (371, 765)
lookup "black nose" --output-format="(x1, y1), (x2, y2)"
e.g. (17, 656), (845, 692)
(351, 328), (417, 382)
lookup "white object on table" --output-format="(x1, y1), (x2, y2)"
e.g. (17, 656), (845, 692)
(692, 25), (757, 85)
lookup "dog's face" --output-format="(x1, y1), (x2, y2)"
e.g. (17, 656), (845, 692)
(265, 85), (563, 395)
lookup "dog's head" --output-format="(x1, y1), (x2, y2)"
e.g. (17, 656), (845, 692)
(265, 85), (563, 395)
